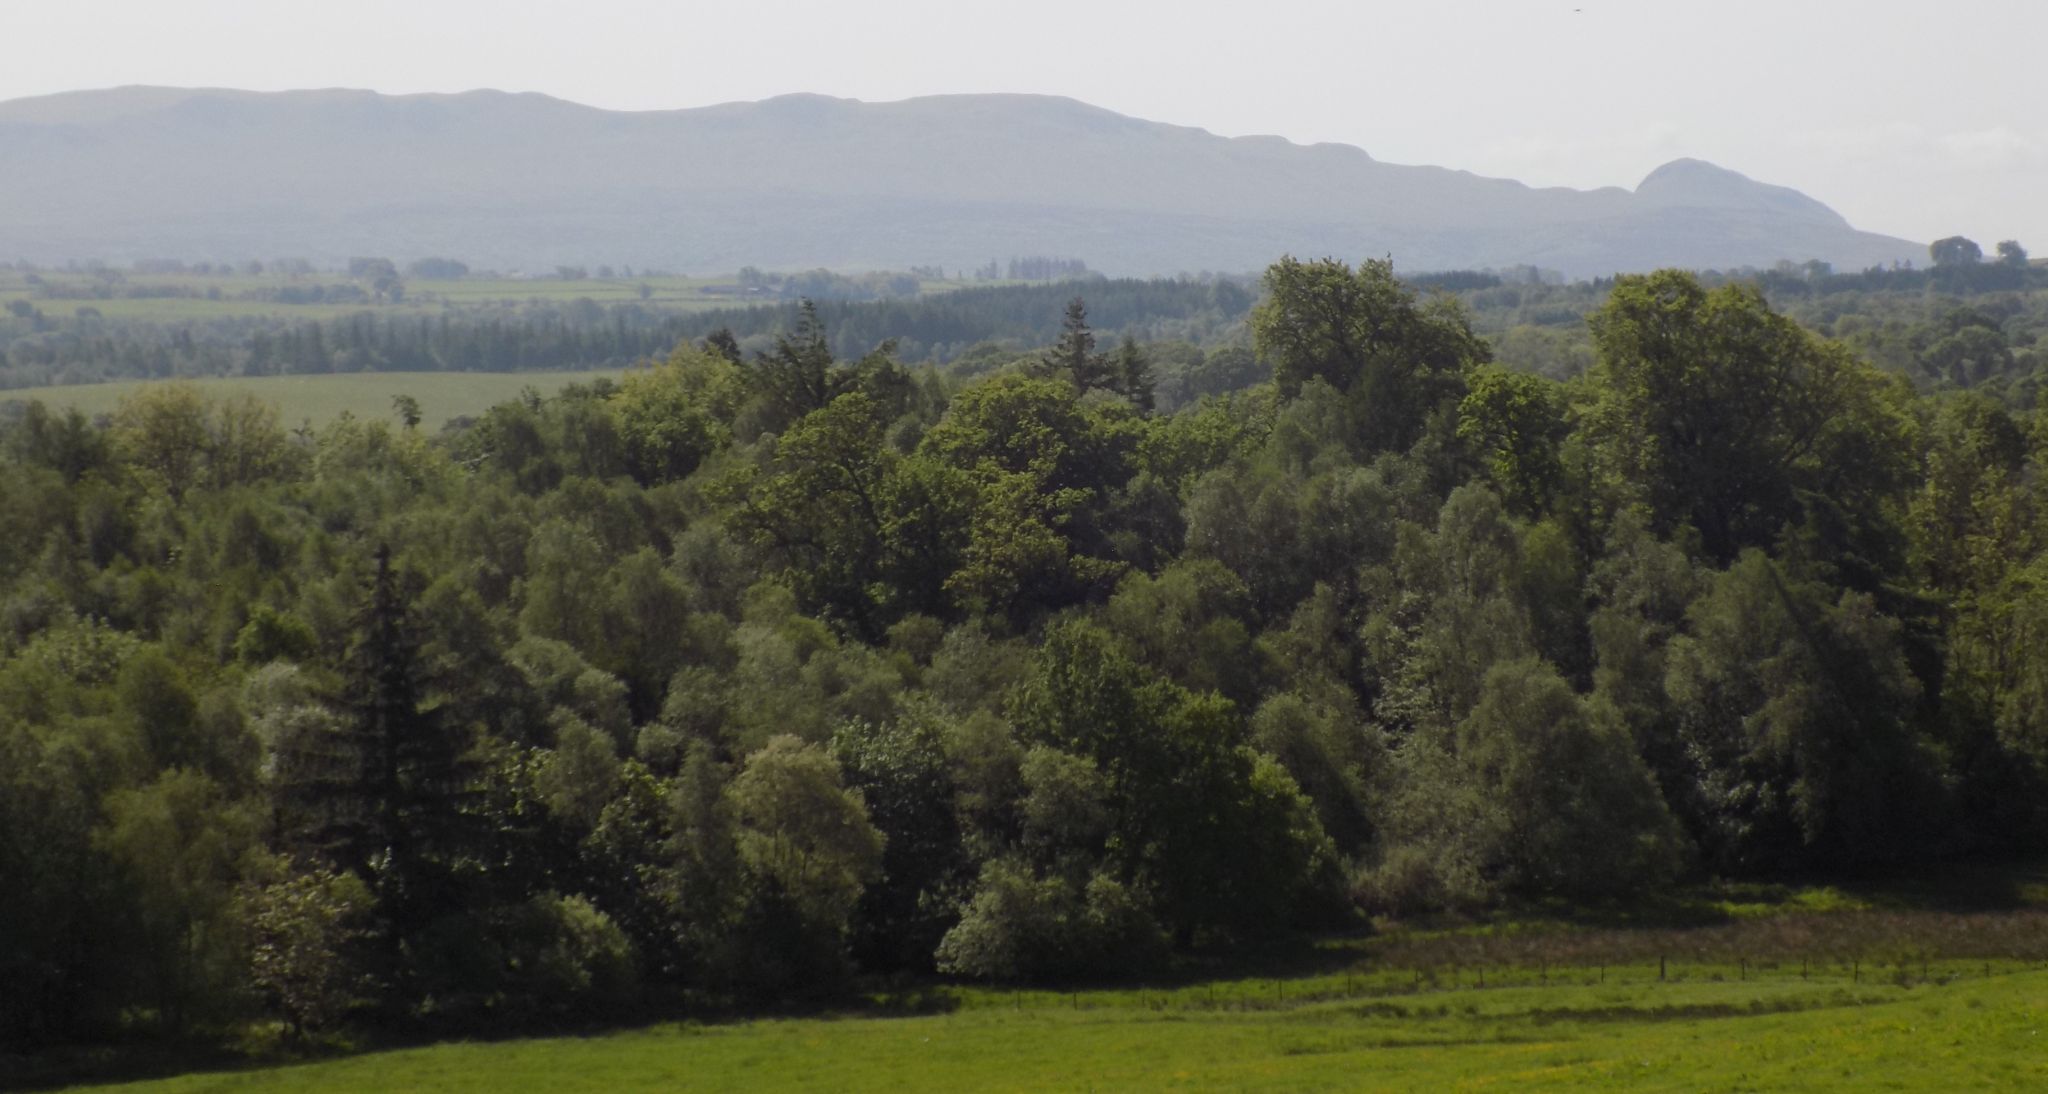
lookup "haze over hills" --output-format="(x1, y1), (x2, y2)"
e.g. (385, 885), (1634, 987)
(0, 86), (1921, 278)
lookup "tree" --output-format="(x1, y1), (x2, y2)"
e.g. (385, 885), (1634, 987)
(238, 863), (373, 1039)
(1013, 620), (1339, 943)
(1109, 335), (1156, 412)
(722, 391), (901, 635)
(1039, 297), (1115, 395)
(726, 736), (884, 990)
(1457, 365), (1569, 516)
(832, 710), (969, 970)
(1250, 256), (1485, 455)
(744, 300), (855, 434)
(1453, 659), (1683, 896)
(406, 257), (469, 280)
(1930, 236), (1983, 267)
(609, 345), (742, 485)
(1664, 552), (1935, 871)
(112, 383), (211, 499)
(1583, 270), (1917, 565)
(280, 546), (477, 938)
(1996, 240), (2029, 269)
(95, 771), (262, 1034)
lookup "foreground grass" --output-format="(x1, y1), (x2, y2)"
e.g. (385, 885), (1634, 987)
(3, 371), (633, 431)
(65, 963), (2048, 1092)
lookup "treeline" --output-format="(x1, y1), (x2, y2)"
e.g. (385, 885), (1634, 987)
(0, 279), (1252, 390)
(6, 259), (2048, 1053)
(0, 306), (700, 389)
(670, 277), (1254, 364)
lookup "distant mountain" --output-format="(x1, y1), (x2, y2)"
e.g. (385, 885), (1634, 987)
(0, 86), (1921, 278)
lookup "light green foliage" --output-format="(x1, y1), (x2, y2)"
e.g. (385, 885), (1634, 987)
(110, 384), (298, 498)
(1365, 485), (1536, 730)
(831, 708), (968, 968)
(1018, 746), (1113, 859)
(237, 862), (373, 1038)
(1251, 256), (1485, 455)
(607, 347), (742, 485)
(728, 736), (886, 945)
(536, 714), (623, 830)
(1103, 559), (1261, 702)
(517, 893), (639, 1011)
(1457, 363), (1569, 515)
(934, 857), (1168, 981)
(664, 740), (743, 978)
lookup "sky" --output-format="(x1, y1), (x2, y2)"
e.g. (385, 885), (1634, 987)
(6, 0), (2045, 251)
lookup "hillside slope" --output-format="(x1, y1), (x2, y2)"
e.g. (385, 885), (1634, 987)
(0, 87), (1921, 277)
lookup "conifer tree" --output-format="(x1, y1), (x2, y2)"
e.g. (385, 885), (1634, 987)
(1109, 335), (1155, 412)
(282, 545), (476, 934)
(1041, 297), (1114, 395)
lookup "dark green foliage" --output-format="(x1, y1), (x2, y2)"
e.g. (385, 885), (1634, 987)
(8, 259), (2048, 1057)
(1584, 271), (1918, 566)
(1664, 553), (1938, 871)
(1251, 256), (1486, 455)
(279, 547), (480, 954)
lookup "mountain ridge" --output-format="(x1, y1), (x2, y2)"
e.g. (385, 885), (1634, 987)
(0, 86), (1921, 277)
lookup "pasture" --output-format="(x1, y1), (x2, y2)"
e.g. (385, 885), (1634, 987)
(56, 962), (2048, 1092)
(49, 868), (2048, 1093)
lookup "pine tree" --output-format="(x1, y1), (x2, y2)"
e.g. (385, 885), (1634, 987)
(282, 545), (476, 932)
(1109, 335), (1155, 413)
(1041, 297), (1113, 395)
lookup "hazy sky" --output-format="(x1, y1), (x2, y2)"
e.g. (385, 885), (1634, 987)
(7, 0), (2044, 251)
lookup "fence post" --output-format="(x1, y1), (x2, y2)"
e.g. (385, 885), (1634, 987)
(1658, 955), (1666, 982)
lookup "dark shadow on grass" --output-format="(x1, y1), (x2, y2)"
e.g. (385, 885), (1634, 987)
(2, 1038), (305, 1094)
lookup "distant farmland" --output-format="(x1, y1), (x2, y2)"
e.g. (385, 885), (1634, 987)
(2, 370), (634, 430)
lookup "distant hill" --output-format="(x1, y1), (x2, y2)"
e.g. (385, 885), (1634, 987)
(0, 87), (1922, 278)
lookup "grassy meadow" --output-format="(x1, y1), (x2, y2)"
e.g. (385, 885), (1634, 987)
(47, 866), (2048, 1093)
(1, 371), (633, 431)
(56, 961), (2048, 1092)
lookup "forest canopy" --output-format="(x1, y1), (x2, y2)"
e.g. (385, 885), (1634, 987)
(5, 257), (2048, 1051)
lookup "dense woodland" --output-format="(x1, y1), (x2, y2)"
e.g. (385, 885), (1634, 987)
(7, 253), (2048, 1054)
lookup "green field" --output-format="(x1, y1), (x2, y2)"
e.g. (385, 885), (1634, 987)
(59, 963), (2048, 1092)
(0, 270), (966, 323)
(2, 371), (633, 430)
(48, 864), (2048, 1093)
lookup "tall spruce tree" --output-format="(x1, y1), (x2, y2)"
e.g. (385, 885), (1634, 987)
(1041, 297), (1114, 395)
(283, 545), (476, 933)
(1109, 335), (1155, 412)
